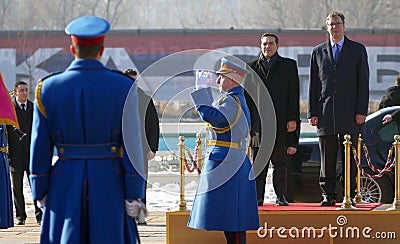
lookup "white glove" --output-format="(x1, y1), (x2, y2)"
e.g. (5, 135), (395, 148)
(125, 199), (148, 218)
(195, 70), (212, 90)
(38, 195), (47, 209)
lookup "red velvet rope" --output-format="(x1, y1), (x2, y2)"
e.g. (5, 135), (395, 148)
(183, 146), (201, 174)
(352, 145), (395, 179)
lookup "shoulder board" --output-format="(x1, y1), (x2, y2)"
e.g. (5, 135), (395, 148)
(227, 91), (241, 96)
(111, 69), (125, 75)
(111, 69), (135, 82)
(35, 72), (63, 119)
(38, 71), (63, 82)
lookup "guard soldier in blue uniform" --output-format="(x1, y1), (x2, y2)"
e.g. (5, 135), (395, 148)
(188, 58), (259, 244)
(0, 124), (13, 229)
(29, 16), (145, 243)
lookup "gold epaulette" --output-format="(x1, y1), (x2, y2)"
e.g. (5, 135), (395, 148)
(35, 71), (62, 119)
(35, 81), (47, 119)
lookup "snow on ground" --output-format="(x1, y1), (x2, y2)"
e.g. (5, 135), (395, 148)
(23, 162), (276, 212)
(145, 176), (276, 212)
(143, 165), (276, 212)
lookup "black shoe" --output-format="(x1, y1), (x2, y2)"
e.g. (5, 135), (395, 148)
(276, 196), (289, 206)
(37, 220), (42, 225)
(321, 197), (336, 206)
(17, 219), (25, 225)
(257, 199), (264, 206)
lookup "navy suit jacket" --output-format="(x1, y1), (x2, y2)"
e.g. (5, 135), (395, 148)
(246, 54), (300, 161)
(308, 36), (369, 136)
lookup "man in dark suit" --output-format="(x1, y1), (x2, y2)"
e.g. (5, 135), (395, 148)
(378, 74), (400, 109)
(123, 68), (160, 225)
(6, 81), (42, 225)
(308, 11), (369, 206)
(245, 33), (300, 206)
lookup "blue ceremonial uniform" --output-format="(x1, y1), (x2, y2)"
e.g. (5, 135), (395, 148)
(0, 125), (13, 229)
(187, 86), (259, 231)
(30, 16), (145, 244)
(30, 59), (145, 244)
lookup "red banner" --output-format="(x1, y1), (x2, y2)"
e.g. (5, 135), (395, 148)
(0, 72), (19, 128)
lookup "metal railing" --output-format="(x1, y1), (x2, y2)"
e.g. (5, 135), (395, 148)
(178, 134), (203, 211)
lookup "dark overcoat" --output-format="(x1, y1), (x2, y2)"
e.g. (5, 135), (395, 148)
(378, 86), (400, 109)
(137, 87), (159, 156)
(308, 36), (369, 136)
(246, 55), (300, 161)
(6, 98), (33, 172)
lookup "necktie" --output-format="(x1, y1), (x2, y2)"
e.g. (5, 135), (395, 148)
(334, 43), (340, 63)
(21, 104), (25, 111)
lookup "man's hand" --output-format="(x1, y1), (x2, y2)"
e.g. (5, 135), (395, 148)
(382, 114), (393, 125)
(147, 151), (156, 160)
(287, 146), (297, 155)
(355, 114), (366, 125)
(195, 70), (212, 90)
(287, 120), (297, 132)
(308, 116), (318, 126)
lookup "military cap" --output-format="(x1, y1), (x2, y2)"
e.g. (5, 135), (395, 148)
(65, 16), (110, 46)
(216, 57), (249, 84)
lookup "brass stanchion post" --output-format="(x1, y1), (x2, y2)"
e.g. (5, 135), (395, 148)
(355, 133), (367, 204)
(339, 134), (358, 210)
(387, 135), (400, 211)
(196, 133), (203, 171)
(178, 136), (187, 211)
(247, 147), (252, 161)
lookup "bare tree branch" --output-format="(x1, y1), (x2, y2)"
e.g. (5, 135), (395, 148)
(0, 0), (399, 30)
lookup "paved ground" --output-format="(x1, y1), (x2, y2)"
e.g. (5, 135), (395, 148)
(0, 165), (276, 244)
(0, 210), (167, 244)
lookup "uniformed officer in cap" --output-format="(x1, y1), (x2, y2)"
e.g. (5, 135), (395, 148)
(30, 16), (145, 243)
(187, 58), (259, 244)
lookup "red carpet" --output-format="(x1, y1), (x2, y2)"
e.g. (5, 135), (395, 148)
(258, 202), (382, 211)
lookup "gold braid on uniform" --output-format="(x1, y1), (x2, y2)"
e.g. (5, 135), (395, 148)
(206, 95), (241, 134)
(35, 81), (47, 119)
(0, 127), (8, 153)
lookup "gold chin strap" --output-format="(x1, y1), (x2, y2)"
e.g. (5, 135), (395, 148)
(206, 95), (241, 134)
